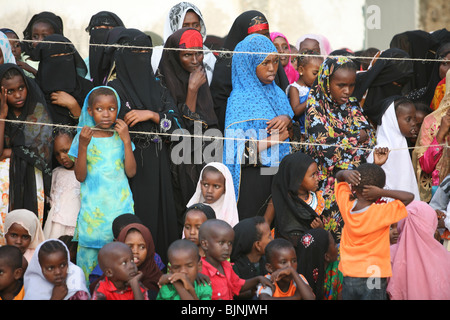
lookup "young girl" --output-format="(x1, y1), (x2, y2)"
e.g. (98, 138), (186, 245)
(43, 128), (80, 239)
(269, 151), (325, 245)
(0, 63), (53, 224)
(187, 162), (239, 227)
(4, 209), (45, 262)
(303, 56), (376, 243)
(230, 216), (272, 281)
(117, 223), (163, 298)
(0, 31), (16, 65)
(183, 203), (216, 258)
(296, 228), (341, 300)
(367, 96), (420, 200)
(23, 239), (90, 300)
(68, 86), (136, 281)
(270, 32), (299, 84)
(286, 50), (323, 134)
(223, 34), (294, 220)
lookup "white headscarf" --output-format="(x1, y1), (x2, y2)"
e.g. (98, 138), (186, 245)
(151, 2), (216, 83)
(187, 162), (239, 227)
(4, 209), (45, 261)
(367, 102), (420, 200)
(295, 33), (331, 56)
(23, 238), (89, 300)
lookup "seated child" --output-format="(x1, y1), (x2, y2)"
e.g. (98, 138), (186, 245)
(198, 219), (274, 300)
(4, 209), (45, 262)
(183, 203), (216, 257)
(0, 245), (25, 300)
(23, 239), (90, 300)
(117, 223), (163, 297)
(43, 127), (80, 239)
(91, 241), (148, 300)
(296, 229), (341, 300)
(187, 162), (239, 227)
(256, 238), (315, 300)
(335, 163), (414, 300)
(157, 239), (212, 300)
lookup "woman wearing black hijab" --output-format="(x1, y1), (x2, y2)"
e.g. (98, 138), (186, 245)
(353, 48), (414, 126)
(85, 11), (125, 86)
(157, 27), (220, 223)
(106, 27), (183, 264)
(209, 10), (289, 132)
(34, 34), (93, 126)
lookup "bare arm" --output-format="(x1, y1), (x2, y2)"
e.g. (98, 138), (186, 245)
(362, 186), (414, 206)
(74, 126), (93, 182)
(115, 119), (136, 178)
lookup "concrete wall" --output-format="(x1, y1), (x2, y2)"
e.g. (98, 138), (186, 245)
(0, 0), (366, 59)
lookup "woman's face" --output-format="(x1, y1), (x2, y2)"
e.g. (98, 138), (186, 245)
(395, 102), (418, 138)
(329, 67), (356, 105)
(272, 36), (290, 67)
(179, 49), (203, 73)
(439, 52), (450, 80)
(182, 11), (201, 33)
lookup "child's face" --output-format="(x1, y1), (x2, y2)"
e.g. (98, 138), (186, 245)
(200, 170), (225, 204)
(179, 49), (204, 73)
(106, 246), (138, 286)
(54, 134), (74, 170)
(267, 247), (297, 274)
(390, 223), (399, 245)
(298, 162), (320, 195)
(201, 226), (234, 263)
(256, 222), (273, 254)
(5, 32), (22, 60)
(88, 94), (118, 129)
(0, 259), (22, 293)
(168, 248), (201, 284)
(184, 210), (207, 245)
(124, 230), (147, 268)
(329, 68), (356, 105)
(39, 250), (68, 286)
(395, 103), (418, 138)
(5, 223), (31, 255)
(299, 59), (322, 87)
(299, 38), (321, 54)
(272, 36), (290, 68)
(1, 75), (27, 111)
(31, 21), (55, 47)
(256, 54), (279, 85)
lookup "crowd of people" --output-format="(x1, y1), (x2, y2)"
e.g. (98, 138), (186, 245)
(0, 2), (449, 301)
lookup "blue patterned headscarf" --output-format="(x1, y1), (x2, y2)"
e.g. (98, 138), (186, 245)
(0, 31), (16, 64)
(223, 34), (294, 199)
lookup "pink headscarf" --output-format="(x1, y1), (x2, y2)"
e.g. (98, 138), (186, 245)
(270, 32), (299, 84)
(387, 201), (450, 300)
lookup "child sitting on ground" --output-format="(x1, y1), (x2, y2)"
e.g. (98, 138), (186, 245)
(0, 245), (25, 300)
(199, 219), (274, 300)
(335, 163), (414, 300)
(23, 239), (90, 300)
(91, 241), (147, 300)
(183, 203), (216, 257)
(256, 238), (315, 300)
(157, 239), (212, 300)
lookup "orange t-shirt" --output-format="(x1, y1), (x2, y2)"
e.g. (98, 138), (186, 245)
(335, 182), (408, 278)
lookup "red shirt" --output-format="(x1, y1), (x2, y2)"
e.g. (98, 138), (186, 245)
(91, 277), (149, 300)
(200, 257), (245, 300)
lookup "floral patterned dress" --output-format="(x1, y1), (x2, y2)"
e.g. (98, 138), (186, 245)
(304, 57), (376, 243)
